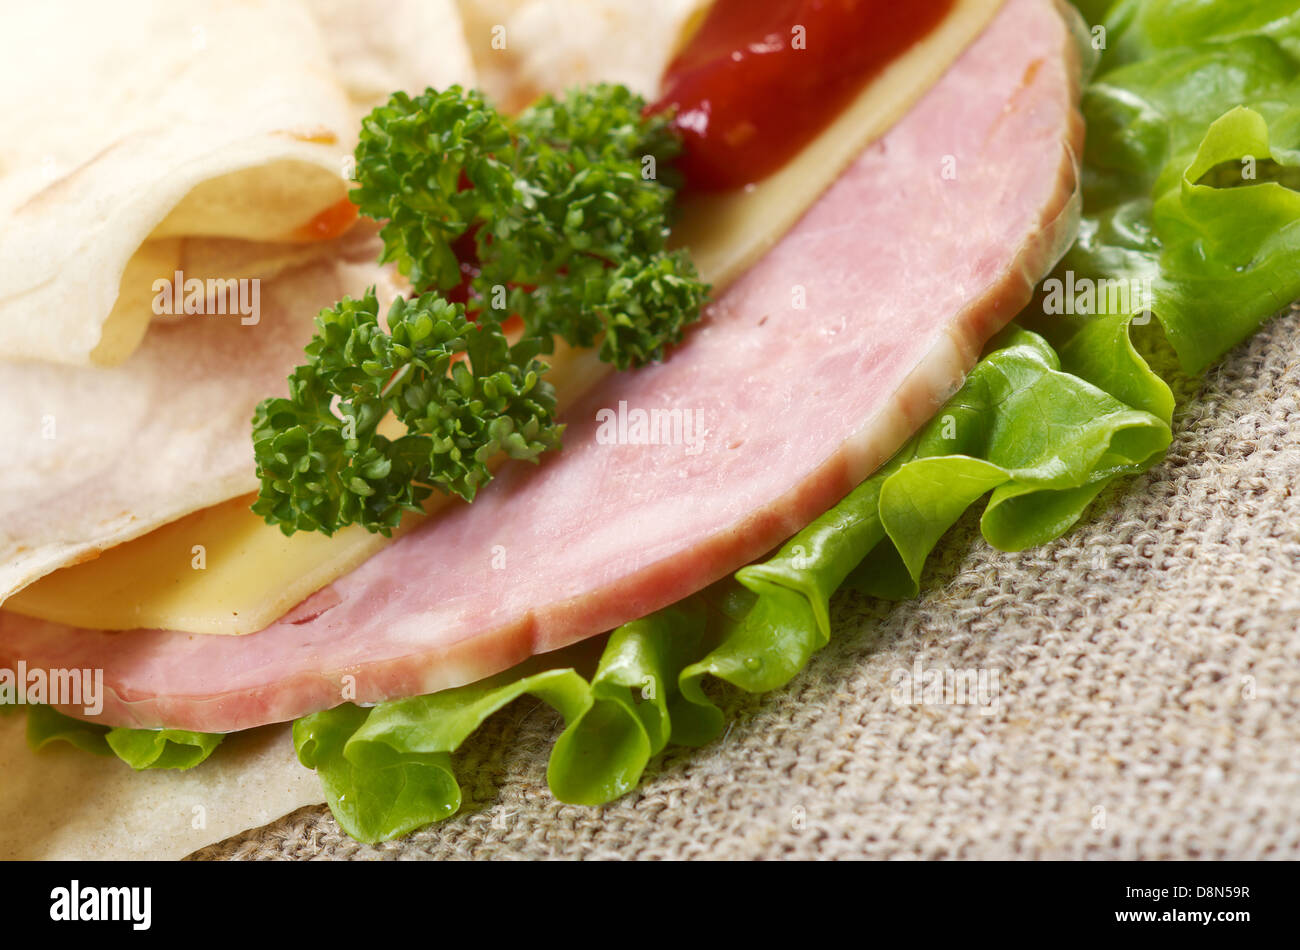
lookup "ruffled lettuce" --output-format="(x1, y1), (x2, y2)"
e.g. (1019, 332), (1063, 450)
(293, 666), (598, 843)
(1063, 0), (1300, 372)
(24, 703), (222, 770)
(292, 617), (716, 842)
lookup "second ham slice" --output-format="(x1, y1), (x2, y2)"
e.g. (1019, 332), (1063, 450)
(0, 0), (1085, 732)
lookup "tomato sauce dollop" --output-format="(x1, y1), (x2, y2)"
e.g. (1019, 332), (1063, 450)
(652, 0), (956, 192)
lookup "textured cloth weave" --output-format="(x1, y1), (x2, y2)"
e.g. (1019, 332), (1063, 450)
(192, 306), (1300, 860)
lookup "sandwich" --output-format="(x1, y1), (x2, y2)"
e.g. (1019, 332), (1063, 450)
(2, 0), (1297, 858)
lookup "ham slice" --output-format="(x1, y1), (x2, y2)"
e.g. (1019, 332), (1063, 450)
(1, 0), (1084, 732)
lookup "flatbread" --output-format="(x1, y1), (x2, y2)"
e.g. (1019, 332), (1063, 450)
(0, 231), (407, 604)
(0, 1), (348, 367)
(0, 714), (322, 860)
(0, 0), (475, 368)
(454, 0), (711, 109)
(308, 0), (478, 122)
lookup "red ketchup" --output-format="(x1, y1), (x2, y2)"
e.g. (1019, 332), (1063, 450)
(652, 0), (956, 192)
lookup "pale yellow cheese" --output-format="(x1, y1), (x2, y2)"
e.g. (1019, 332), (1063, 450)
(5, 495), (393, 636)
(5, 0), (1004, 636)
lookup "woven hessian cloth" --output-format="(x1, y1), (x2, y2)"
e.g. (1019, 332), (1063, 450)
(192, 305), (1300, 860)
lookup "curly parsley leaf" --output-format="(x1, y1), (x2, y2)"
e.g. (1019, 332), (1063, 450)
(351, 86), (514, 292)
(252, 289), (561, 536)
(352, 82), (705, 357)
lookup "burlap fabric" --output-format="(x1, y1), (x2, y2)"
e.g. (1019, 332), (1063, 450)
(192, 305), (1300, 860)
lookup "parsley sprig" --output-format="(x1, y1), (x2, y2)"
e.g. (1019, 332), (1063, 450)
(251, 290), (560, 535)
(253, 84), (707, 536)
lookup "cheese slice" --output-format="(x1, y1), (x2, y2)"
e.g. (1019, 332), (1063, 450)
(5, 0), (1005, 636)
(4, 493), (401, 637)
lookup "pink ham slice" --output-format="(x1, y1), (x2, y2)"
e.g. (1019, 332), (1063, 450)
(1, 0), (1084, 732)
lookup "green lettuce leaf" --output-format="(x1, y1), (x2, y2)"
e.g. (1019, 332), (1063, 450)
(26, 703), (113, 757)
(556, 604), (719, 775)
(291, 652), (655, 843)
(1062, 0), (1300, 372)
(23, 703), (223, 770)
(105, 727), (223, 770)
(294, 667), (598, 843)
